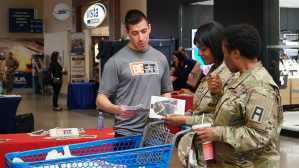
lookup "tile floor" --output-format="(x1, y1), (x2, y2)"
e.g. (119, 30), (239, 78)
(12, 88), (299, 168)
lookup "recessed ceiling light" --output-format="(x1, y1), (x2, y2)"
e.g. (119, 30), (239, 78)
(285, 4), (287, 6)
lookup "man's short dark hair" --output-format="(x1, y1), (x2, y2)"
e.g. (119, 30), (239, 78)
(125, 9), (148, 31)
(223, 24), (261, 59)
(193, 21), (225, 65)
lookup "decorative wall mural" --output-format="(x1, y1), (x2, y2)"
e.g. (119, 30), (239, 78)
(0, 39), (44, 72)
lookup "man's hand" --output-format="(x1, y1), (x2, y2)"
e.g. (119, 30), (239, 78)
(62, 68), (65, 72)
(208, 72), (222, 94)
(194, 126), (216, 144)
(116, 105), (137, 119)
(160, 114), (186, 128)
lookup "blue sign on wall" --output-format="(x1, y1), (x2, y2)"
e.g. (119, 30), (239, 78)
(31, 19), (43, 34)
(9, 8), (34, 33)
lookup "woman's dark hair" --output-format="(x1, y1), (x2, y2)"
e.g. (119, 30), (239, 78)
(173, 51), (187, 64)
(125, 9), (148, 31)
(93, 62), (99, 67)
(223, 24), (261, 59)
(51, 51), (59, 61)
(193, 21), (225, 66)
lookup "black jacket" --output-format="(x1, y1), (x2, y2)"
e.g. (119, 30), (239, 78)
(49, 61), (62, 78)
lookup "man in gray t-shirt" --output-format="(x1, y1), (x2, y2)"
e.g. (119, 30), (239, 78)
(96, 9), (173, 137)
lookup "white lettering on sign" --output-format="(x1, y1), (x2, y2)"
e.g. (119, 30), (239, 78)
(83, 3), (106, 28)
(14, 76), (26, 85)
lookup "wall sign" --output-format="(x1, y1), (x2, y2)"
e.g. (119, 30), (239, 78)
(52, 3), (71, 21)
(31, 19), (43, 34)
(83, 3), (106, 28)
(9, 9), (34, 33)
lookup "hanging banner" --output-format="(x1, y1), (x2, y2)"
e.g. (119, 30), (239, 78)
(71, 55), (85, 77)
(70, 33), (85, 53)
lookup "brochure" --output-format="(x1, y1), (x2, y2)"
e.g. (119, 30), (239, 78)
(149, 96), (186, 118)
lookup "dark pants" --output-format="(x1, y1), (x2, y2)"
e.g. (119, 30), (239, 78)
(6, 73), (15, 93)
(114, 133), (126, 138)
(52, 83), (62, 108)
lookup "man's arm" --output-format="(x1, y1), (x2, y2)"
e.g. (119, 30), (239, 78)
(161, 92), (171, 98)
(96, 93), (136, 119)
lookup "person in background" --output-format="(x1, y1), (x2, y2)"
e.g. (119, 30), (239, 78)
(162, 21), (237, 167)
(5, 52), (19, 95)
(0, 52), (6, 94)
(282, 54), (289, 60)
(170, 46), (188, 75)
(96, 9), (173, 138)
(195, 24), (283, 167)
(49, 51), (65, 111)
(171, 51), (201, 92)
(93, 62), (100, 91)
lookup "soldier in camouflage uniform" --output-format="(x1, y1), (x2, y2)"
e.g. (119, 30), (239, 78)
(5, 52), (19, 95)
(161, 22), (238, 168)
(0, 52), (6, 94)
(194, 24), (283, 168)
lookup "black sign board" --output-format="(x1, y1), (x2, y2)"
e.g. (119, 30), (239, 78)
(9, 9), (34, 33)
(31, 19), (43, 34)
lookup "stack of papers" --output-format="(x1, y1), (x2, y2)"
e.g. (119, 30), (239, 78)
(0, 139), (11, 143)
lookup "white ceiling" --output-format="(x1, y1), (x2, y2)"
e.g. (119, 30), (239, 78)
(189, 0), (299, 8)
(280, 0), (299, 8)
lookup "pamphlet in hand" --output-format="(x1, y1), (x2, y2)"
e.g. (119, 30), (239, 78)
(149, 96), (186, 118)
(121, 104), (150, 113)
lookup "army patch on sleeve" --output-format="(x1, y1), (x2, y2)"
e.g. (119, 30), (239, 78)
(250, 106), (265, 123)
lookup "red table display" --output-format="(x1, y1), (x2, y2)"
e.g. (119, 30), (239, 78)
(0, 128), (115, 167)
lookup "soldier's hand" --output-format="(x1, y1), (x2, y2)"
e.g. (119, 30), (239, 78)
(208, 72), (222, 94)
(194, 126), (216, 143)
(160, 114), (186, 128)
(117, 105), (137, 119)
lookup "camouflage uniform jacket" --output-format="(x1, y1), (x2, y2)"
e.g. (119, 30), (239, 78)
(178, 62), (238, 168)
(210, 62), (283, 168)
(5, 58), (19, 75)
(0, 58), (6, 81)
(185, 61), (236, 125)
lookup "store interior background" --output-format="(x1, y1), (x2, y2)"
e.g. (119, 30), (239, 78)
(1, 0), (299, 167)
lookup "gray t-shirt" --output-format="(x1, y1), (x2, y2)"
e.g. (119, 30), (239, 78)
(99, 45), (173, 136)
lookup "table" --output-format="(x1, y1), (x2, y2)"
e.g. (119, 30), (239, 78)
(0, 96), (22, 134)
(14, 72), (32, 88)
(0, 128), (115, 167)
(67, 83), (97, 110)
(171, 93), (194, 112)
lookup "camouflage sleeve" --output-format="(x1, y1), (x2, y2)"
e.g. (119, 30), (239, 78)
(213, 90), (279, 152)
(185, 113), (214, 126)
(208, 89), (224, 109)
(13, 60), (19, 70)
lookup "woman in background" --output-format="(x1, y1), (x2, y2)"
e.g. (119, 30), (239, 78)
(50, 51), (65, 111)
(171, 51), (201, 92)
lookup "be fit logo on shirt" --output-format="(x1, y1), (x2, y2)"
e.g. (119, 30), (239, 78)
(130, 61), (159, 75)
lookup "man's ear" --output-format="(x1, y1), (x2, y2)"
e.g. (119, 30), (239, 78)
(124, 29), (130, 38)
(148, 24), (151, 34)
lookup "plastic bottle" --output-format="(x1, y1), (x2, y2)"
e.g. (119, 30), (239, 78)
(97, 112), (104, 131)
(84, 74), (89, 82)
